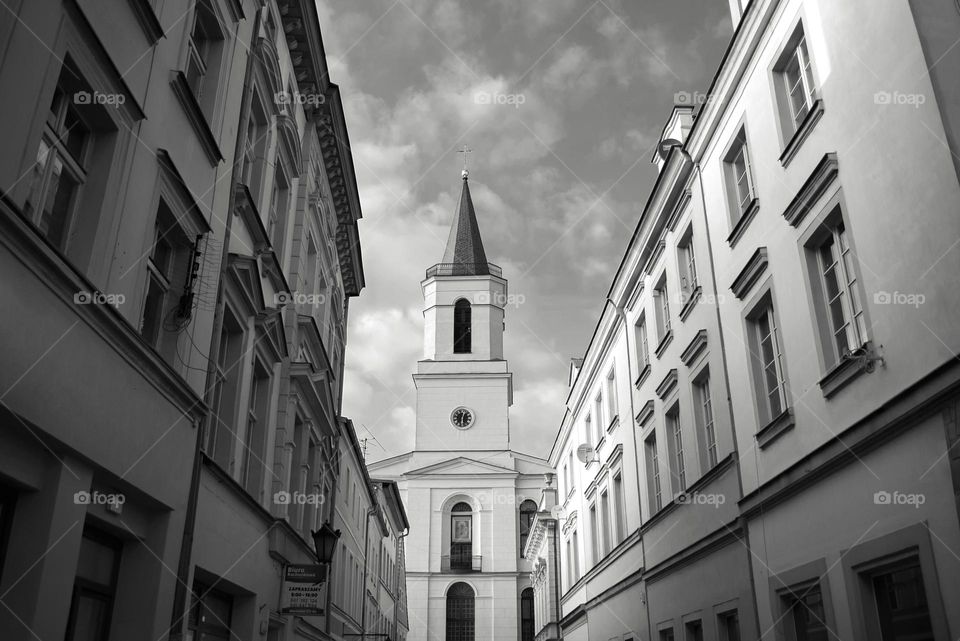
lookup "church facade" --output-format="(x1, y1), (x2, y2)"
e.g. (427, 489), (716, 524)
(369, 171), (552, 641)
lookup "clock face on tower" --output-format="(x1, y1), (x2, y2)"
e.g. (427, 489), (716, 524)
(450, 407), (475, 430)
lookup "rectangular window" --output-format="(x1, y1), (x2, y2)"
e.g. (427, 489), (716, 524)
(584, 414), (593, 448)
(571, 529), (580, 581)
(748, 295), (788, 425)
(65, 528), (122, 641)
(241, 360), (271, 498)
(654, 275), (671, 342)
(635, 315), (650, 371)
(189, 581), (233, 641)
(723, 128), (756, 224)
(781, 583), (829, 641)
(774, 25), (818, 139)
(140, 200), (193, 360)
(868, 558), (935, 641)
(645, 433), (662, 513)
(599, 490), (611, 556)
(589, 503), (600, 564)
(613, 473), (626, 543)
(208, 312), (244, 469)
(807, 213), (868, 367)
(677, 228), (699, 300)
(694, 373), (718, 469)
(268, 166), (290, 258)
(594, 394), (604, 442)
(667, 408), (686, 491)
(660, 629), (675, 641)
(184, 0), (225, 117)
(718, 610), (740, 641)
(685, 620), (703, 641)
(568, 450), (575, 491)
(605, 368), (618, 427)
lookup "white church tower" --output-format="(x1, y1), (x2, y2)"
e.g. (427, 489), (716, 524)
(368, 169), (553, 641)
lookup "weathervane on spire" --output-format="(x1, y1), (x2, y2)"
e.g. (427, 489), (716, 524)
(457, 145), (472, 179)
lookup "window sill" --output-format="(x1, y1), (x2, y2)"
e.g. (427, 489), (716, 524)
(726, 198), (760, 247)
(127, 0), (164, 43)
(756, 407), (795, 449)
(678, 286), (702, 321)
(634, 363), (651, 389)
(170, 71), (223, 165)
(606, 415), (620, 433)
(779, 99), (825, 168)
(654, 330), (674, 358)
(819, 343), (876, 398)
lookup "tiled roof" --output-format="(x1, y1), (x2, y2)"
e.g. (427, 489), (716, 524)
(440, 174), (490, 275)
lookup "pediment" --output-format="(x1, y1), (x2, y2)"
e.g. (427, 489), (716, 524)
(405, 456), (518, 477)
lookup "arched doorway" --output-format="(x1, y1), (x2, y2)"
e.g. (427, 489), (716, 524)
(446, 582), (475, 641)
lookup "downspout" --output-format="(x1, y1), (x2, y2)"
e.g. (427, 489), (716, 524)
(168, 8), (261, 641)
(552, 517), (562, 641)
(681, 147), (762, 639)
(360, 504), (377, 641)
(393, 529), (407, 640)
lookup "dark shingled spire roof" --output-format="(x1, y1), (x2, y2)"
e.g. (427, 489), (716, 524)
(440, 171), (490, 275)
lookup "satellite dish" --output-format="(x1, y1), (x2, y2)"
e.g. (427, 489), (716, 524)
(657, 138), (683, 161)
(576, 443), (599, 465)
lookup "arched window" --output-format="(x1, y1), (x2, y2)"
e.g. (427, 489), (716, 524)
(519, 500), (538, 552)
(520, 588), (535, 641)
(453, 299), (472, 353)
(450, 502), (473, 570)
(446, 582), (475, 641)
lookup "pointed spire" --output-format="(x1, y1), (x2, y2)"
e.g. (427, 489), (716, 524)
(440, 170), (490, 275)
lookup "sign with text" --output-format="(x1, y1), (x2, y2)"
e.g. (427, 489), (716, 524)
(281, 564), (327, 616)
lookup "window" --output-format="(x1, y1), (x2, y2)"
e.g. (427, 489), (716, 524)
(241, 359), (271, 497)
(748, 294), (788, 425)
(660, 629), (675, 641)
(654, 275), (671, 342)
(868, 559), (935, 641)
(718, 610), (741, 641)
(449, 502), (473, 570)
(268, 165), (290, 257)
(807, 213), (868, 368)
(519, 500), (537, 553)
(140, 201), (193, 358)
(599, 490), (611, 556)
(565, 538), (574, 587)
(446, 582), (475, 641)
(571, 529), (581, 581)
(184, 0), (225, 117)
(189, 581), (233, 641)
(594, 394), (604, 442)
(562, 462), (569, 497)
(241, 99), (269, 197)
(667, 408), (686, 491)
(678, 228), (699, 301)
(774, 25), (818, 139)
(605, 368), (618, 427)
(636, 315), (650, 372)
(65, 528), (122, 641)
(694, 372), (718, 469)
(613, 473), (626, 543)
(781, 583), (829, 641)
(24, 72), (92, 254)
(520, 588), (535, 641)
(584, 414), (593, 447)
(685, 620), (703, 641)
(723, 128), (756, 224)
(645, 433), (662, 513)
(567, 450), (575, 492)
(453, 299), (472, 353)
(0, 487), (16, 577)
(589, 502), (600, 564)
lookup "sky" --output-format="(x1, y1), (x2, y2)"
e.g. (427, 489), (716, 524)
(318, 0), (734, 462)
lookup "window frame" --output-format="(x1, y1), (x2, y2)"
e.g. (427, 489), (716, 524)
(745, 288), (790, 429)
(722, 124), (758, 237)
(666, 404), (686, 493)
(692, 368), (718, 470)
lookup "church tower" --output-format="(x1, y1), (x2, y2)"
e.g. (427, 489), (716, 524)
(415, 169), (513, 451)
(367, 166), (552, 641)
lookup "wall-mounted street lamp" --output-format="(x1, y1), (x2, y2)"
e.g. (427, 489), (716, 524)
(312, 522), (341, 564)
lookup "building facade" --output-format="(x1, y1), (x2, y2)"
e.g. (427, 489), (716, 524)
(529, 0), (960, 640)
(369, 172), (551, 641)
(0, 2), (406, 641)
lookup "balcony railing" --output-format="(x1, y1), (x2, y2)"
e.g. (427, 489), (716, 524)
(425, 262), (502, 278)
(440, 554), (482, 573)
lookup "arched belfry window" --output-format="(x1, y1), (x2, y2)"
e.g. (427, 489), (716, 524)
(520, 588), (535, 641)
(446, 582), (475, 641)
(450, 502), (473, 570)
(453, 299), (472, 353)
(519, 500), (538, 553)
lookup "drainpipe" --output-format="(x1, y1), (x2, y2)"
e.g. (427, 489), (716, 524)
(552, 514), (562, 641)
(168, 9), (261, 641)
(681, 147), (762, 639)
(392, 528), (408, 641)
(360, 503), (377, 641)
